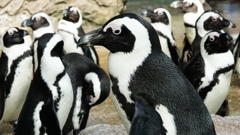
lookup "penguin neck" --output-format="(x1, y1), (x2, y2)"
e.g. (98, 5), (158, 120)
(33, 27), (55, 39)
(58, 19), (80, 39)
(196, 26), (208, 38)
(3, 43), (31, 59)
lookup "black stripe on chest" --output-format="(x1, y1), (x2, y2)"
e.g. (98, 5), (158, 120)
(110, 75), (135, 121)
(53, 70), (66, 112)
(199, 64), (234, 100)
(5, 50), (32, 97)
(184, 23), (195, 28)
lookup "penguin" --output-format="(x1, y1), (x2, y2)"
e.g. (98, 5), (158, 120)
(183, 30), (234, 114)
(58, 6), (99, 64)
(15, 33), (73, 135)
(129, 93), (166, 135)
(0, 27), (33, 124)
(141, 8), (180, 65)
(78, 13), (216, 134)
(179, 10), (236, 71)
(17, 12), (74, 134)
(21, 11), (55, 72)
(234, 33), (240, 78)
(61, 53), (110, 135)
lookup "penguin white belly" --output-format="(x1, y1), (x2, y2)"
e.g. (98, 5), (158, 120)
(110, 93), (131, 132)
(33, 101), (45, 135)
(204, 71), (233, 114)
(185, 27), (195, 45)
(72, 87), (83, 130)
(1, 57), (33, 122)
(56, 74), (74, 130)
(159, 36), (171, 58)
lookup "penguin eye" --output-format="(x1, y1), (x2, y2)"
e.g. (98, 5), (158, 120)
(158, 11), (163, 15)
(209, 37), (215, 42)
(8, 31), (14, 35)
(113, 29), (122, 35)
(212, 17), (217, 22)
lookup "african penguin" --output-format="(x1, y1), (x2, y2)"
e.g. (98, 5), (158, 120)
(179, 10), (236, 71)
(17, 13), (74, 134)
(78, 13), (216, 134)
(234, 33), (240, 78)
(183, 30), (234, 114)
(0, 27), (33, 124)
(141, 8), (180, 65)
(61, 53), (110, 135)
(21, 12), (55, 72)
(58, 6), (99, 64)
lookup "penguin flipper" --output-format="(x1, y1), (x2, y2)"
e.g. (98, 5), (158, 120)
(77, 26), (85, 37)
(0, 53), (8, 119)
(40, 98), (61, 135)
(130, 93), (166, 135)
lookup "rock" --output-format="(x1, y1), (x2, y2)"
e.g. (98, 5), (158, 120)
(79, 124), (127, 135)
(0, 0), (127, 36)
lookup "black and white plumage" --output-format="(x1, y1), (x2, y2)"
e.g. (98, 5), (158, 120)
(0, 27), (33, 123)
(183, 31), (234, 114)
(15, 33), (73, 135)
(129, 93), (166, 135)
(17, 12), (74, 134)
(61, 53), (110, 135)
(179, 10), (236, 71)
(78, 13), (216, 134)
(171, 0), (205, 45)
(21, 12), (55, 72)
(141, 8), (180, 64)
(58, 6), (99, 64)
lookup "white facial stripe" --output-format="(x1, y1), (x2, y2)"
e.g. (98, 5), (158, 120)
(84, 72), (101, 105)
(33, 101), (44, 135)
(154, 8), (163, 14)
(103, 21), (122, 32)
(70, 7), (78, 14)
(155, 105), (177, 135)
(209, 32), (220, 40)
(7, 28), (18, 35)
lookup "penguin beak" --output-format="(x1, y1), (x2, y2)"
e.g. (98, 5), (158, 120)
(21, 19), (33, 28)
(222, 19), (236, 28)
(78, 28), (103, 47)
(23, 30), (29, 36)
(170, 1), (183, 8)
(141, 10), (153, 17)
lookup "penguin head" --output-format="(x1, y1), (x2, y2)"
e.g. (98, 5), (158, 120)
(141, 8), (171, 26)
(62, 6), (82, 24)
(201, 31), (232, 55)
(21, 12), (54, 39)
(1, 27), (29, 48)
(196, 10), (236, 37)
(170, 0), (204, 13)
(78, 13), (161, 54)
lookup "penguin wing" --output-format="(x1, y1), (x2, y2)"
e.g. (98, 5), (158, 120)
(41, 98), (61, 135)
(77, 26), (85, 37)
(182, 54), (205, 90)
(130, 93), (167, 135)
(0, 53), (8, 119)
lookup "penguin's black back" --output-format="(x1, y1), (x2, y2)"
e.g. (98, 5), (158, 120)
(129, 52), (215, 134)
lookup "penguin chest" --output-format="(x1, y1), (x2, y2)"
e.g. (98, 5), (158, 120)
(1, 57), (33, 122)
(59, 31), (83, 54)
(203, 70), (233, 114)
(110, 76), (134, 132)
(185, 27), (195, 45)
(159, 36), (171, 58)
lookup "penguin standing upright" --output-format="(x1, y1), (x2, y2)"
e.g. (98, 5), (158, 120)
(61, 53), (110, 135)
(0, 27), (33, 124)
(141, 8), (180, 64)
(58, 6), (99, 64)
(78, 13), (216, 134)
(18, 12), (74, 134)
(179, 10), (236, 71)
(183, 30), (235, 114)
